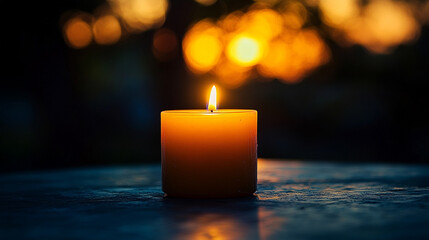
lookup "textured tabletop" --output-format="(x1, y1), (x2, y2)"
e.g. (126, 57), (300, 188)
(1, 159), (429, 240)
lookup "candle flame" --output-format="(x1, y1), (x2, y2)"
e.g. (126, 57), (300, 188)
(208, 85), (217, 111)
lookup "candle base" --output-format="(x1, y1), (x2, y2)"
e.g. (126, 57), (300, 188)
(162, 171), (257, 199)
(164, 191), (256, 199)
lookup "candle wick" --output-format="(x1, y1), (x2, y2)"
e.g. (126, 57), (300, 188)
(211, 110), (213, 113)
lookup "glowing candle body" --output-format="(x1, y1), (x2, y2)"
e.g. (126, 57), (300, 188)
(161, 110), (257, 198)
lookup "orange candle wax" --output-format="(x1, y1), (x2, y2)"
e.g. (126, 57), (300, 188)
(161, 87), (257, 198)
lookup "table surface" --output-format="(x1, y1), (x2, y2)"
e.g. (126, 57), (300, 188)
(1, 159), (429, 240)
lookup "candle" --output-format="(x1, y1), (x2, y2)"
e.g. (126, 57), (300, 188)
(161, 86), (257, 198)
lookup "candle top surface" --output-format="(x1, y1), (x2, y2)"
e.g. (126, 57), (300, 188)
(161, 109), (256, 115)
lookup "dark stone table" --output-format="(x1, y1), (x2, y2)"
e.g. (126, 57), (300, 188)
(1, 159), (429, 239)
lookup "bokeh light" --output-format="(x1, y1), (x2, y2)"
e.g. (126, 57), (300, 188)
(239, 8), (283, 41)
(194, 0), (217, 6)
(153, 28), (178, 61)
(63, 15), (93, 49)
(258, 29), (330, 83)
(61, 0), (426, 86)
(214, 58), (251, 89)
(320, 0), (420, 54)
(183, 20), (223, 73)
(226, 35), (263, 67)
(281, 1), (308, 30)
(93, 15), (122, 45)
(109, 0), (168, 33)
(347, 0), (419, 53)
(319, 0), (360, 27)
(182, 3), (332, 87)
(257, 37), (291, 80)
(218, 11), (243, 33)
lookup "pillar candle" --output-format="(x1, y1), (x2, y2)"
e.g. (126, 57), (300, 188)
(161, 86), (257, 198)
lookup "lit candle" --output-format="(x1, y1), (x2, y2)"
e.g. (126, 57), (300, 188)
(161, 86), (257, 198)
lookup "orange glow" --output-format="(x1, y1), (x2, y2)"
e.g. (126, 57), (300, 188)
(195, 0), (217, 6)
(258, 29), (330, 83)
(320, 0), (420, 54)
(354, 0), (419, 53)
(226, 35), (263, 67)
(109, 0), (168, 32)
(153, 28), (178, 61)
(281, 1), (308, 30)
(258, 207), (287, 240)
(181, 2), (334, 85)
(208, 85), (217, 111)
(257, 37), (291, 80)
(217, 11), (243, 33)
(183, 20), (223, 73)
(175, 214), (250, 240)
(64, 16), (93, 49)
(365, 0), (419, 52)
(93, 15), (122, 45)
(181, 2), (336, 86)
(214, 59), (250, 89)
(319, 0), (360, 27)
(240, 9), (283, 41)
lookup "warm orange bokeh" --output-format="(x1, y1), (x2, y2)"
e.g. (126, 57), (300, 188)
(62, 0), (170, 48)
(226, 34), (263, 67)
(213, 59), (251, 89)
(93, 15), (122, 45)
(194, 0), (217, 6)
(320, 0), (420, 54)
(238, 8), (283, 41)
(281, 1), (308, 30)
(347, 0), (419, 53)
(61, 0), (424, 63)
(109, 0), (168, 33)
(182, 3), (331, 87)
(217, 11), (243, 33)
(319, 0), (359, 27)
(183, 20), (223, 73)
(64, 16), (93, 49)
(258, 29), (330, 83)
(182, 0), (424, 87)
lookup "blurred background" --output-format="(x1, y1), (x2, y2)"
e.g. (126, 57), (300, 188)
(1, 0), (429, 172)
